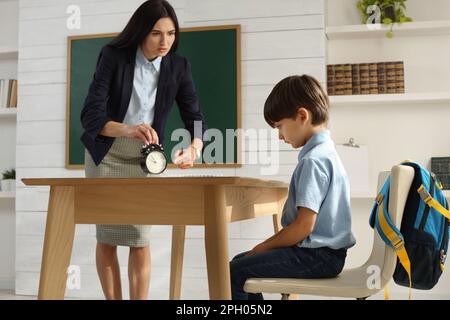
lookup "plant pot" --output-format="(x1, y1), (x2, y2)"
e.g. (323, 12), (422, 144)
(1, 179), (15, 192)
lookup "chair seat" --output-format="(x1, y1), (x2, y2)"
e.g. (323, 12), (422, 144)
(244, 265), (385, 298)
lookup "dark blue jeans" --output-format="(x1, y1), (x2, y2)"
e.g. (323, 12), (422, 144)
(230, 246), (347, 300)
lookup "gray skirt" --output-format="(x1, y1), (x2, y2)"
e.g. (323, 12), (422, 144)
(84, 136), (151, 247)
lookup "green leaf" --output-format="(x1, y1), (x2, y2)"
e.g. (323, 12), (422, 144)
(2, 169), (15, 180)
(383, 18), (393, 25)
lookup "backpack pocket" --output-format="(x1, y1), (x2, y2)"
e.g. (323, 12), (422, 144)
(393, 229), (442, 290)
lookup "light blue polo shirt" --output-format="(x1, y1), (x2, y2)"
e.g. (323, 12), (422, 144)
(281, 130), (356, 250)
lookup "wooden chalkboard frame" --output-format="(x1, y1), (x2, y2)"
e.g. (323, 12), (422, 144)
(66, 25), (241, 169)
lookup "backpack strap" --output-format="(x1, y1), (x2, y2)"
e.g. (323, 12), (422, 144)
(374, 192), (412, 299)
(418, 185), (450, 221)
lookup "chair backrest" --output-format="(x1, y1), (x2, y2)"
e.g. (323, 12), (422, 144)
(365, 165), (415, 286)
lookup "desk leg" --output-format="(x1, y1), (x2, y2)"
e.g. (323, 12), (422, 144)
(204, 186), (231, 300)
(38, 186), (75, 300)
(169, 225), (185, 300)
(273, 188), (287, 233)
(272, 214), (282, 233)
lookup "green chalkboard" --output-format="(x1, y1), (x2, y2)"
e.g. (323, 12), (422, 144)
(66, 25), (241, 169)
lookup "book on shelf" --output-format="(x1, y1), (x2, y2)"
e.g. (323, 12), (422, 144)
(386, 62), (397, 94)
(369, 63), (379, 94)
(352, 64), (360, 95)
(327, 61), (405, 96)
(334, 64), (345, 96)
(395, 61), (405, 94)
(359, 63), (370, 95)
(377, 62), (387, 94)
(327, 65), (335, 96)
(343, 64), (353, 95)
(0, 79), (17, 108)
(10, 80), (17, 108)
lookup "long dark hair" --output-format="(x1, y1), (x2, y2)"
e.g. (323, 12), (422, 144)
(109, 0), (180, 52)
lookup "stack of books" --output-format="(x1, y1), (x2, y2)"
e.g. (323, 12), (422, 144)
(0, 79), (17, 108)
(327, 62), (405, 96)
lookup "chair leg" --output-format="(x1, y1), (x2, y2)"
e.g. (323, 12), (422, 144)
(281, 293), (299, 300)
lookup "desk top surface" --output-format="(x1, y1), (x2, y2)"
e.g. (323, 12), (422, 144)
(22, 176), (288, 188)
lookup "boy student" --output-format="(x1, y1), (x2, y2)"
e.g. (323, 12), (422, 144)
(230, 75), (356, 300)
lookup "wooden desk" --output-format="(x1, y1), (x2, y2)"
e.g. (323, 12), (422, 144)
(22, 177), (288, 300)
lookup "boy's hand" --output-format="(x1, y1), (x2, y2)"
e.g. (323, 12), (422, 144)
(246, 242), (269, 256)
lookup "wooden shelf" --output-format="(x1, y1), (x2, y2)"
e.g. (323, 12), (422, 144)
(330, 92), (450, 106)
(0, 47), (18, 60)
(0, 192), (15, 199)
(326, 20), (450, 40)
(0, 108), (16, 119)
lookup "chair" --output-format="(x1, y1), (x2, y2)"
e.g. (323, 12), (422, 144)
(244, 165), (414, 300)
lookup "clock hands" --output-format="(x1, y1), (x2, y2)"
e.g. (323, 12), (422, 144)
(149, 155), (158, 164)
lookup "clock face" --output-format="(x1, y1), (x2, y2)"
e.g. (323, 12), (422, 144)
(145, 150), (167, 174)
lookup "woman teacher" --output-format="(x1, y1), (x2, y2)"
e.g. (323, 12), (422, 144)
(80, 0), (207, 300)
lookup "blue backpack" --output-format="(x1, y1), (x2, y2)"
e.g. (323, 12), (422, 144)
(369, 161), (450, 291)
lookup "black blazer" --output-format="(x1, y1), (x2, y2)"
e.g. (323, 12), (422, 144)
(80, 44), (207, 166)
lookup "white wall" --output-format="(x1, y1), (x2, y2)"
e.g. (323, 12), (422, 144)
(0, 0), (19, 48)
(15, 0), (326, 299)
(326, 0), (450, 299)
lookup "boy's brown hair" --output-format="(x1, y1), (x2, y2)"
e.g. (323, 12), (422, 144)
(264, 75), (329, 127)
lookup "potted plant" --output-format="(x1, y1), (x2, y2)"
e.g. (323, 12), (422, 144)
(356, 0), (413, 38)
(1, 169), (16, 192)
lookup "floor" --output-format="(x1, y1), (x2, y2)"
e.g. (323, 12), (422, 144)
(0, 290), (34, 300)
(1, 289), (447, 300)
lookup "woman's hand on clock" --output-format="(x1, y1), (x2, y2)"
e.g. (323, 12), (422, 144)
(126, 123), (159, 145)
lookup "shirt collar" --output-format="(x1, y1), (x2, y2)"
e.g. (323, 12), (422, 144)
(136, 46), (162, 72)
(298, 130), (331, 160)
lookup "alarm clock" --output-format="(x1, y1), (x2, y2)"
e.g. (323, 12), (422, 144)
(140, 144), (167, 175)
